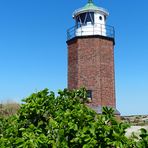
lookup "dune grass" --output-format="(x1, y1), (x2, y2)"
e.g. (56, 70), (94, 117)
(0, 101), (20, 117)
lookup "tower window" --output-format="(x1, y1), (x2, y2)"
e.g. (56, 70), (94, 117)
(99, 16), (103, 20)
(87, 90), (92, 99)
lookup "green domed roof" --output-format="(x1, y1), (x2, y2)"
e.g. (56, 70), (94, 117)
(73, 0), (109, 18)
(83, 0), (101, 11)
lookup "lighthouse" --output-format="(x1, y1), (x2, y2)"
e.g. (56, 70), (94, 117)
(67, 0), (119, 114)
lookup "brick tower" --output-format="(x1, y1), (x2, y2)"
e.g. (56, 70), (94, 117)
(67, 0), (119, 114)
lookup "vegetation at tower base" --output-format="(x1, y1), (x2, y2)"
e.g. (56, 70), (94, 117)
(0, 88), (148, 148)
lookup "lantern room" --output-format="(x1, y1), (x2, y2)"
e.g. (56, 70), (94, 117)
(67, 0), (115, 40)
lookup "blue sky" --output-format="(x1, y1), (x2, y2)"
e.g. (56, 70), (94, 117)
(0, 0), (148, 115)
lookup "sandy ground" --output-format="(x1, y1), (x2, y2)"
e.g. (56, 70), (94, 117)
(126, 126), (148, 137)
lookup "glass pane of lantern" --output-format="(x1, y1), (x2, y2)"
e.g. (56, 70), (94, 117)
(86, 12), (91, 23)
(90, 12), (94, 23)
(79, 13), (86, 24)
(76, 16), (81, 27)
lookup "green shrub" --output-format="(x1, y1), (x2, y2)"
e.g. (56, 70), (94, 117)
(0, 88), (148, 147)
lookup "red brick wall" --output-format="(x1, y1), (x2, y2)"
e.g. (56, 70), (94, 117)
(67, 36), (116, 108)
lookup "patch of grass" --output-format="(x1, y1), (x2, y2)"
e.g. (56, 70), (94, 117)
(122, 115), (148, 126)
(0, 101), (20, 117)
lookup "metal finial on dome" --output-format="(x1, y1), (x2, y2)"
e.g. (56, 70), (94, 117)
(88, 0), (93, 3)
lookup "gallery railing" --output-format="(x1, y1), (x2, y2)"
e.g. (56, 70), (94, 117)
(67, 23), (115, 41)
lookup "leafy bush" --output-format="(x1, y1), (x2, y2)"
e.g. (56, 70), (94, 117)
(0, 88), (148, 147)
